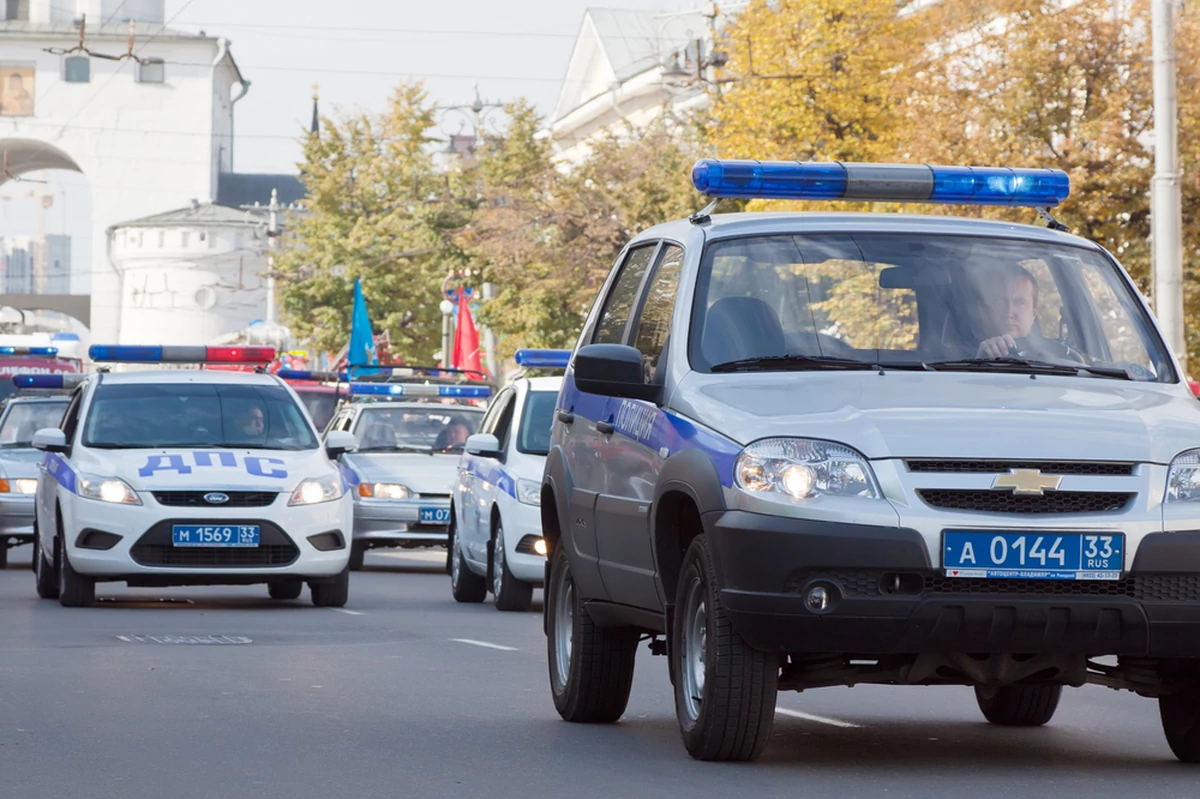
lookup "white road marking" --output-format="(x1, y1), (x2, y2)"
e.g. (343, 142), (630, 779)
(450, 638), (518, 651)
(374, 550), (446, 563)
(328, 608), (365, 616)
(117, 636), (131, 642)
(775, 707), (862, 728)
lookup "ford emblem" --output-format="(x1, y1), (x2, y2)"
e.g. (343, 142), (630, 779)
(204, 492), (230, 505)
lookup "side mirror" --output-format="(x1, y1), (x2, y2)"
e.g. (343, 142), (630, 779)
(324, 430), (357, 459)
(32, 428), (68, 453)
(574, 344), (660, 402)
(465, 433), (502, 458)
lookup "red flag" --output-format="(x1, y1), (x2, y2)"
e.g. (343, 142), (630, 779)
(451, 290), (483, 378)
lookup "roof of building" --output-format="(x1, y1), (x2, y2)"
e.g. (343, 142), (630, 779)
(111, 202), (266, 230)
(215, 173), (307, 209)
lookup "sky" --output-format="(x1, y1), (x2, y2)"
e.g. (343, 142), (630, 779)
(0, 0), (699, 292)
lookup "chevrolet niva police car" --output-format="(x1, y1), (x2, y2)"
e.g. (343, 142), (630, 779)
(449, 349), (562, 611)
(540, 159), (1200, 763)
(30, 346), (357, 608)
(0, 387), (70, 568)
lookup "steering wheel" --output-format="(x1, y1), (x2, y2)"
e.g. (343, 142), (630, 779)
(1010, 337), (1086, 365)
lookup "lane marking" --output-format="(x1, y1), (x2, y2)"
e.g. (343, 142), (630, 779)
(450, 638), (518, 651)
(328, 608), (365, 616)
(775, 707), (862, 728)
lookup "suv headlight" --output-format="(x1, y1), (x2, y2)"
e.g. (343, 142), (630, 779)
(289, 475), (343, 506)
(735, 438), (880, 500)
(516, 478), (541, 506)
(358, 482), (412, 500)
(78, 474), (141, 505)
(1167, 449), (1200, 502)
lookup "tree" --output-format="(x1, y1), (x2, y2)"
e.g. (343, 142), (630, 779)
(275, 82), (474, 361)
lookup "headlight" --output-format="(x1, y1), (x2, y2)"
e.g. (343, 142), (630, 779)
(358, 482), (412, 500)
(78, 474), (141, 505)
(0, 477), (37, 495)
(516, 478), (541, 506)
(289, 475), (343, 506)
(735, 438), (880, 500)
(1167, 449), (1200, 502)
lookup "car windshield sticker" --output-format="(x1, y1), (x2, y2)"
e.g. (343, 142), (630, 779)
(135, 451), (290, 479)
(137, 454), (193, 477)
(244, 456), (288, 479)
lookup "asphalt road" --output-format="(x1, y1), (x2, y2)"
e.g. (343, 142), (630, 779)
(0, 545), (1197, 799)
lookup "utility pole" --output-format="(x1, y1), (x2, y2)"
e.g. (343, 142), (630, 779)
(1151, 0), (1185, 374)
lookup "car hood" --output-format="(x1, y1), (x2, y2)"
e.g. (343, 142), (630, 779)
(673, 371), (1200, 464)
(341, 451), (460, 494)
(71, 447), (336, 492)
(0, 447), (42, 478)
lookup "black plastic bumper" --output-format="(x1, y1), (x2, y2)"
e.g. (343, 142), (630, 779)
(703, 510), (1200, 658)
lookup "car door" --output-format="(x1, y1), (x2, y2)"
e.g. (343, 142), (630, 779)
(593, 242), (686, 611)
(463, 388), (515, 565)
(563, 241), (661, 600)
(37, 385), (83, 548)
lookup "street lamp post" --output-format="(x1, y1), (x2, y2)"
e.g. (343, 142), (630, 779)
(439, 298), (454, 369)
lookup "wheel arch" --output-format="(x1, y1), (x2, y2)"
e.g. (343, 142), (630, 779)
(652, 448), (727, 609)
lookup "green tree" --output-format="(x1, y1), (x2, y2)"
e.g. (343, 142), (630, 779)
(276, 82), (474, 361)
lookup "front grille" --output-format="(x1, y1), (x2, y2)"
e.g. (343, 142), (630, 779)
(784, 570), (884, 597)
(786, 570), (1200, 602)
(906, 460), (1135, 476)
(152, 491), (278, 508)
(917, 489), (1132, 514)
(130, 520), (299, 568)
(416, 493), (450, 500)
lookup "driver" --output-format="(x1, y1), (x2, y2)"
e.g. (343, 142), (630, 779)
(231, 402), (266, 439)
(976, 265), (1041, 359)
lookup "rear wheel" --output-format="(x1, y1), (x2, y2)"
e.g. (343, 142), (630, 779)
(57, 536), (95, 608)
(348, 541), (366, 571)
(310, 567), (349, 607)
(492, 521), (533, 612)
(268, 580), (304, 600)
(974, 685), (1062, 726)
(546, 546), (638, 723)
(450, 521), (487, 603)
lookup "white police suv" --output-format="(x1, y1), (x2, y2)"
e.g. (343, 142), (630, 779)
(449, 349), (562, 611)
(541, 159), (1200, 763)
(30, 345), (357, 608)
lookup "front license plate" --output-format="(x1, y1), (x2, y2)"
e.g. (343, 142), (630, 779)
(418, 507), (451, 525)
(172, 525), (261, 548)
(943, 531), (1123, 580)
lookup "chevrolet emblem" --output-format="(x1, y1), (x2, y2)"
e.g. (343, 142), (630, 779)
(992, 469), (1063, 496)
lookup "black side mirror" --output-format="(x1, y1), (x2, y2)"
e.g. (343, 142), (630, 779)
(574, 344), (660, 403)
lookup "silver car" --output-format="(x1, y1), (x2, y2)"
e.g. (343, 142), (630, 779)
(0, 395), (69, 568)
(326, 400), (485, 570)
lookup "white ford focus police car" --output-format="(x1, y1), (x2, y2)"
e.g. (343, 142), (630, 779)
(30, 346), (357, 608)
(450, 349), (562, 611)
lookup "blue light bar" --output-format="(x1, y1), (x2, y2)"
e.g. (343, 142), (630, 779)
(514, 349), (572, 369)
(0, 346), (58, 356)
(348, 382), (492, 399)
(12, 374), (85, 389)
(277, 369), (348, 382)
(88, 345), (277, 363)
(691, 160), (1070, 208)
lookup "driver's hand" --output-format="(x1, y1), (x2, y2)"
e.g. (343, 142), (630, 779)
(977, 335), (1016, 359)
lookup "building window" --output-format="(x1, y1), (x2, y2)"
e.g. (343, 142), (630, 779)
(138, 59), (165, 84)
(157, 231), (165, 248)
(208, 231), (217, 249)
(64, 56), (90, 83)
(181, 231), (190, 248)
(3, 0), (30, 21)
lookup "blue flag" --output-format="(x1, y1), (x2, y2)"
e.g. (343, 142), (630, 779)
(348, 278), (379, 369)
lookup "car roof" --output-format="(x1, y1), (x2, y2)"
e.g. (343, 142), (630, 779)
(94, 370), (283, 386)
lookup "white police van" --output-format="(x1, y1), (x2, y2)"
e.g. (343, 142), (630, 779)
(449, 349), (562, 611)
(30, 345), (357, 608)
(541, 159), (1200, 763)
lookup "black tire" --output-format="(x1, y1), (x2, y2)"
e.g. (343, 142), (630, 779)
(450, 521), (487, 603)
(672, 535), (778, 762)
(310, 567), (349, 608)
(268, 580), (304, 600)
(492, 520), (533, 612)
(546, 545), (638, 723)
(1160, 682), (1200, 762)
(348, 541), (366, 571)
(57, 536), (95, 608)
(34, 533), (58, 600)
(974, 685), (1062, 726)
(0, 543), (8, 570)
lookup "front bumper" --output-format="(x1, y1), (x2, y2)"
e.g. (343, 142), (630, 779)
(0, 492), (34, 541)
(503, 500), (546, 585)
(704, 510), (1200, 658)
(353, 497), (450, 545)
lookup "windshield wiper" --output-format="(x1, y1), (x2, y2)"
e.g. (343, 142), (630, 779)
(357, 444), (431, 454)
(926, 357), (1134, 380)
(712, 354), (935, 373)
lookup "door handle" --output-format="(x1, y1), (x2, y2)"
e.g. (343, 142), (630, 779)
(557, 410), (575, 425)
(596, 420), (615, 435)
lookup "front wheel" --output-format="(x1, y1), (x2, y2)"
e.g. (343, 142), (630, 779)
(974, 685), (1061, 726)
(546, 545), (638, 723)
(450, 520), (487, 603)
(1160, 682), (1200, 762)
(34, 530), (58, 600)
(310, 567), (349, 607)
(57, 537), (95, 608)
(492, 522), (533, 612)
(672, 535), (778, 762)
(268, 580), (304, 600)
(348, 541), (366, 571)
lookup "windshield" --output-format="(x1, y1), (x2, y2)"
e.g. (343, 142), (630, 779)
(296, 390), (338, 432)
(353, 406), (483, 453)
(517, 391), (557, 456)
(82, 383), (319, 450)
(0, 401), (68, 447)
(690, 233), (1173, 382)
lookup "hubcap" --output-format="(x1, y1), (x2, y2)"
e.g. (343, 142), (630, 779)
(552, 565), (574, 692)
(680, 576), (708, 724)
(493, 526), (505, 597)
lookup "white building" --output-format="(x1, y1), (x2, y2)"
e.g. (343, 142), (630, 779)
(0, 0), (302, 344)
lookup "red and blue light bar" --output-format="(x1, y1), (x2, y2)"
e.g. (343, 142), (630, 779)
(277, 369), (347, 382)
(348, 382), (491, 399)
(514, 349), (571, 369)
(0, 346), (58, 356)
(12, 373), (86, 389)
(691, 160), (1071, 207)
(88, 345), (277, 364)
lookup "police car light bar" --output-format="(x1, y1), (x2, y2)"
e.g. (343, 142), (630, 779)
(277, 369), (347, 382)
(12, 373), (86, 389)
(348, 382), (492, 399)
(514, 349), (572, 369)
(690, 160), (1071, 208)
(88, 345), (278, 364)
(0, 346), (58, 356)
